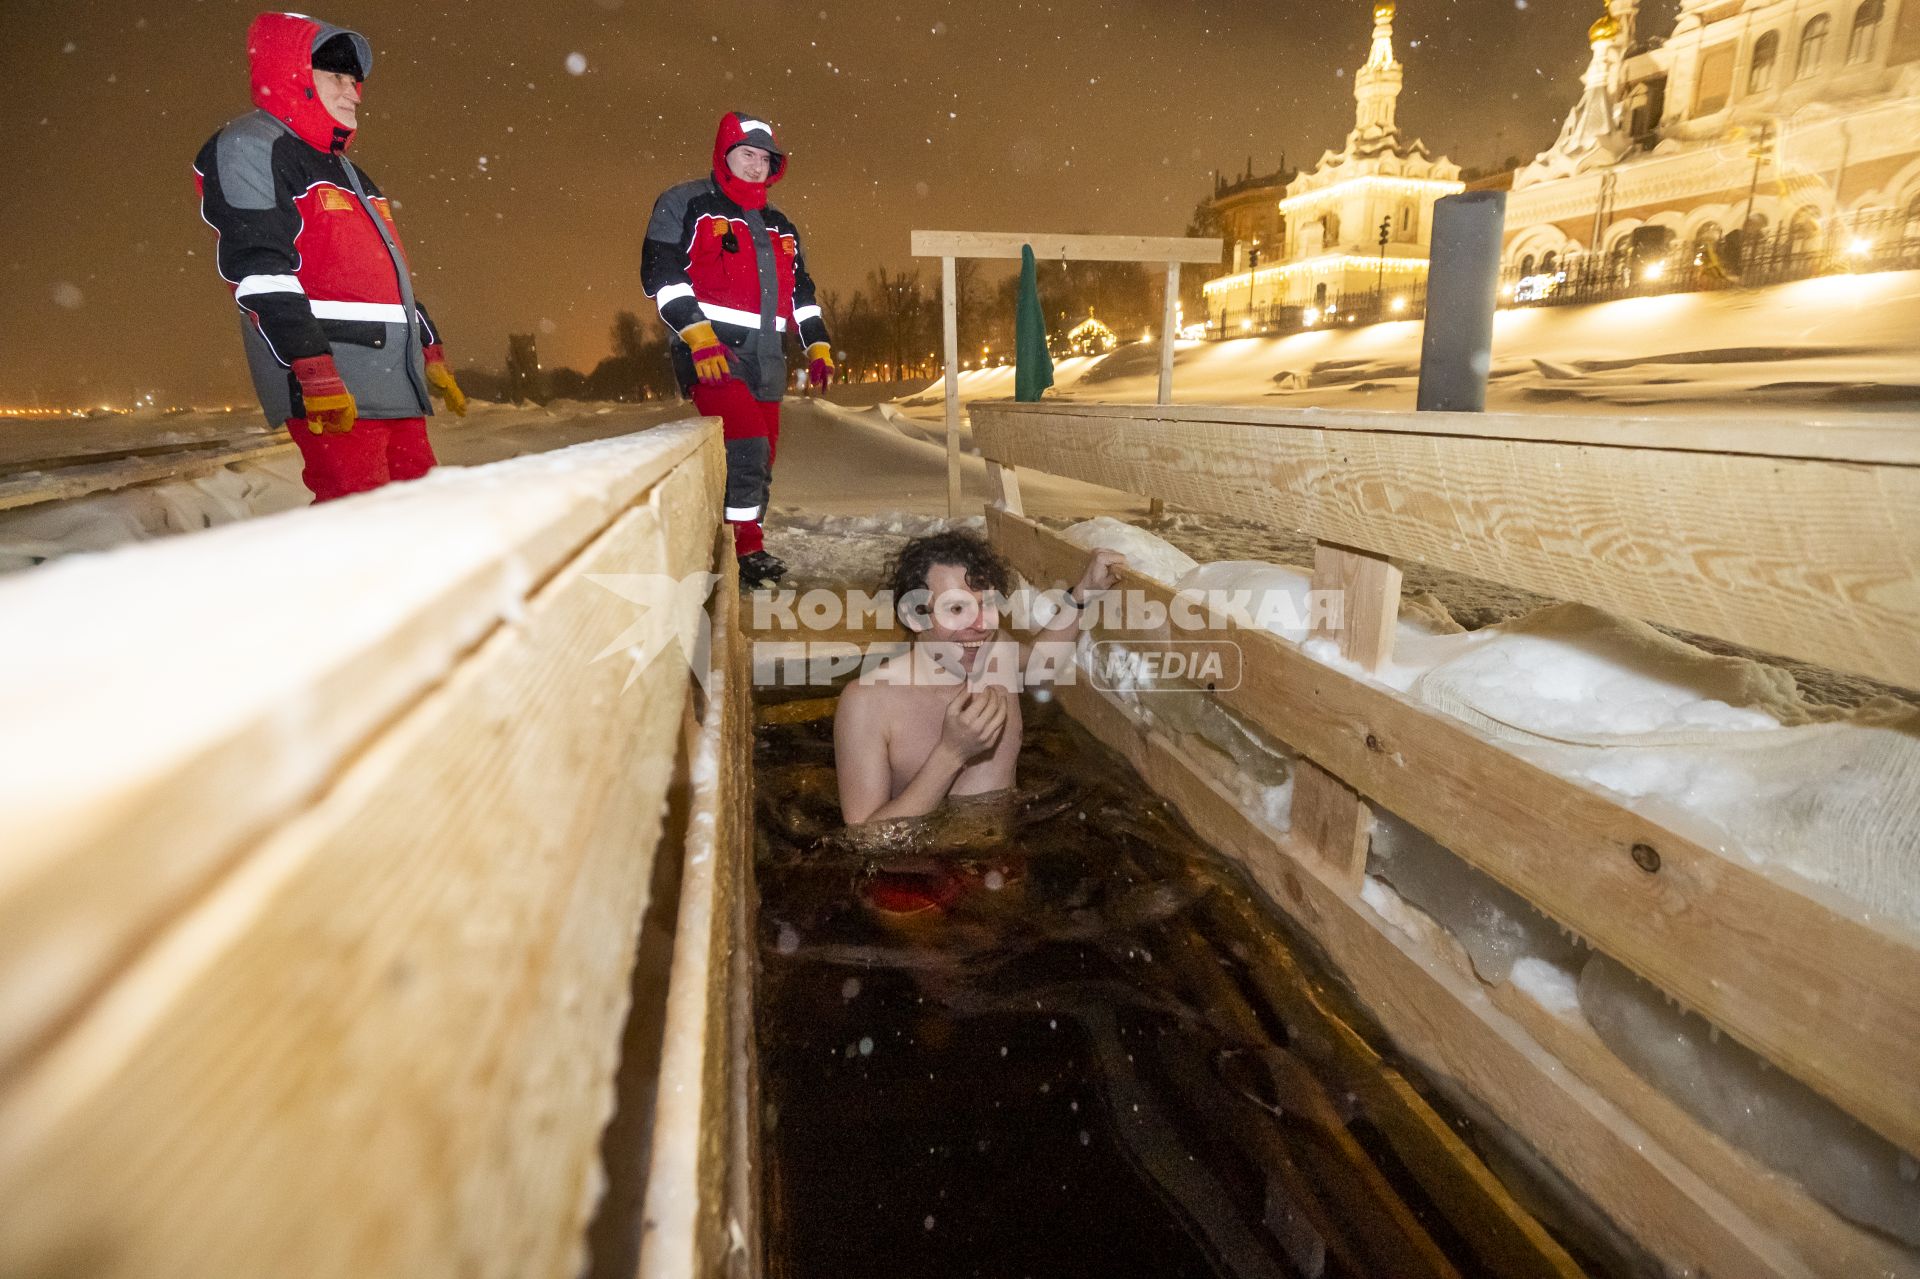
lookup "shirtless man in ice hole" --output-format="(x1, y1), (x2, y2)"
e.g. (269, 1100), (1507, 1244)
(834, 531), (1126, 827)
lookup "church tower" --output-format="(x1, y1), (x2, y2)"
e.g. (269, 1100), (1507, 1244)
(1351, 2), (1405, 147)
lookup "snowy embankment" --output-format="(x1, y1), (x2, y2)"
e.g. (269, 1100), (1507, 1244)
(899, 269), (1920, 422)
(1060, 515), (1920, 1249)
(0, 400), (690, 573)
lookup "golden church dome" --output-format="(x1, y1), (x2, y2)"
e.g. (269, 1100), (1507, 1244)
(1589, 10), (1621, 43)
(1373, 2), (1397, 23)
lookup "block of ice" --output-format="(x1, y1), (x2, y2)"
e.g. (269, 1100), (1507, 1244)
(1579, 952), (1920, 1248)
(1366, 810), (1588, 985)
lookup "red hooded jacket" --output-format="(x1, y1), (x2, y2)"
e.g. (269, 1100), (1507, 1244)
(247, 12), (368, 153)
(195, 14), (442, 425)
(641, 112), (830, 401)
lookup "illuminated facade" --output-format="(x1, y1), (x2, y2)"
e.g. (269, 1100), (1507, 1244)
(1203, 2), (1462, 330)
(1503, 0), (1920, 288)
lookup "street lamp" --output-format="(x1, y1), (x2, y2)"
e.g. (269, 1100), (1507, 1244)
(1376, 216), (1391, 299)
(1246, 239), (1261, 331)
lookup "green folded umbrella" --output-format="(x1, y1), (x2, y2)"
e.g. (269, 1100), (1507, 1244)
(1014, 243), (1054, 402)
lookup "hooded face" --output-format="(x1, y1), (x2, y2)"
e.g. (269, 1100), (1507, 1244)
(710, 111), (786, 210)
(247, 12), (373, 153)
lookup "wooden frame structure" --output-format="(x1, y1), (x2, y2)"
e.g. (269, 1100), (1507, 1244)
(0, 419), (760, 1277)
(974, 397), (1920, 1278)
(910, 230), (1222, 516)
(0, 437), (296, 513)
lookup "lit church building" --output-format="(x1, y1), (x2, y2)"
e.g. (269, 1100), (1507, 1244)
(1502, 0), (1920, 290)
(1202, 3), (1462, 332)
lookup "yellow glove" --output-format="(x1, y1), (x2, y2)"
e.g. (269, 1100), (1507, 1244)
(806, 341), (834, 388)
(291, 355), (358, 435)
(681, 321), (732, 386)
(424, 355), (469, 417)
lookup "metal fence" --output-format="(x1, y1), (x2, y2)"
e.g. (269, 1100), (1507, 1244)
(1502, 207), (1920, 310)
(1200, 207), (1920, 339)
(1204, 285), (1430, 339)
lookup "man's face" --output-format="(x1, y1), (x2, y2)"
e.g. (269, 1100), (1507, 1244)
(913, 562), (1001, 675)
(313, 68), (361, 129)
(727, 144), (772, 183)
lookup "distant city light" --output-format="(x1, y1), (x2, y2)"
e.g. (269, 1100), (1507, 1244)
(1849, 237), (1872, 255)
(1643, 261), (1667, 281)
(1240, 319), (1254, 332)
(1303, 307), (1321, 326)
(1389, 296), (1407, 313)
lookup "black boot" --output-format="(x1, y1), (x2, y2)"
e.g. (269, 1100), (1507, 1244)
(738, 549), (788, 587)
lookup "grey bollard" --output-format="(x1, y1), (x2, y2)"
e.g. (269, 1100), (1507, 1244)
(1416, 191), (1507, 413)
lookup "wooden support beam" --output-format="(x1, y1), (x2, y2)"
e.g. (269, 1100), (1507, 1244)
(912, 230), (1223, 264)
(986, 459), (1024, 515)
(1290, 760), (1371, 886)
(971, 397), (1920, 467)
(1147, 260), (1180, 522)
(1051, 673), (1850, 1279)
(941, 253), (961, 518)
(988, 509), (1920, 1155)
(972, 402), (1920, 690)
(1311, 541), (1402, 669)
(1293, 542), (1403, 886)
(0, 430), (727, 1278)
(1158, 261), (1181, 406)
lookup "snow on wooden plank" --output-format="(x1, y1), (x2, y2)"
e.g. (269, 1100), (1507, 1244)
(0, 424), (725, 1278)
(0, 439), (297, 513)
(990, 508), (1920, 1159)
(973, 402), (1920, 690)
(0, 420), (718, 1078)
(637, 535), (758, 1279)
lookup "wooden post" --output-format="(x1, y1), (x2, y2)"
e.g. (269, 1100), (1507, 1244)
(1149, 260), (1180, 520)
(941, 254), (962, 519)
(986, 461), (1024, 517)
(1157, 261), (1180, 405)
(1291, 541), (1404, 887)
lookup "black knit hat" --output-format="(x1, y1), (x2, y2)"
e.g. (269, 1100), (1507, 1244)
(312, 32), (365, 79)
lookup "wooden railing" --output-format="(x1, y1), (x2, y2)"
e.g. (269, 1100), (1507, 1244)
(973, 397), (1920, 1279)
(0, 419), (757, 1278)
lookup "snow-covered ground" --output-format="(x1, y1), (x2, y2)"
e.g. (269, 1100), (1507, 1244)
(903, 269), (1920, 421)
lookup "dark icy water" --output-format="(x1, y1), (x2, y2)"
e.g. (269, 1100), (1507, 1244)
(753, 689), (1640, 1279)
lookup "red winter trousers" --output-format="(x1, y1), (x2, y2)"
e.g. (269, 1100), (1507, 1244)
(286, 416), (436, 503)
(691, 379), (782, 556)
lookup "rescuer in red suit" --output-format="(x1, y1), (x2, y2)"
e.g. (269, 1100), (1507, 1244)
(195, 13), (468, 503)
(642, 112), (836, 586)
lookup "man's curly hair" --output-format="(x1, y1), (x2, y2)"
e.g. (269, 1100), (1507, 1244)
(882, 530), (1013, 615)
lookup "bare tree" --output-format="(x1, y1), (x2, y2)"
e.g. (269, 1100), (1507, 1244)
(867, 266), (931, 382)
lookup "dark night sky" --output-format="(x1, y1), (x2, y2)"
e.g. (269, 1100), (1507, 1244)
(0, 0), (1659, 406)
